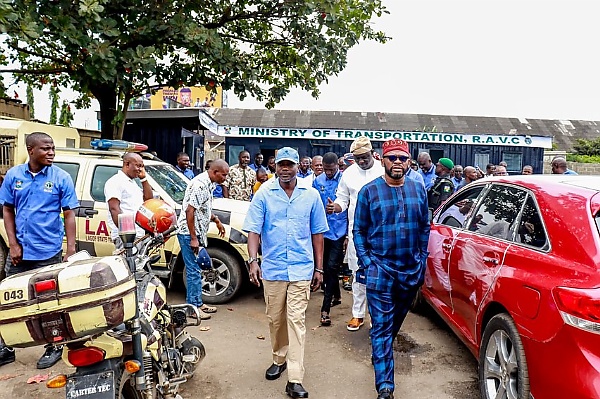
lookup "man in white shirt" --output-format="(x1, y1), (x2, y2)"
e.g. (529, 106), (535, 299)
(105, 153), (154, 249)
(326, 137), (384, 332)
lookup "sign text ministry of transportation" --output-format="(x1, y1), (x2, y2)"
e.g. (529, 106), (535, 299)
(216, 126), (552, 148)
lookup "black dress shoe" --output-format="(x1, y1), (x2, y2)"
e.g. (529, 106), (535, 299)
(265, 362), (287, 380)
(377, 388), (394, 399)
(286, 382), (308, 398)
(0, 346), (15, 367)
(37, 344), (63, 369)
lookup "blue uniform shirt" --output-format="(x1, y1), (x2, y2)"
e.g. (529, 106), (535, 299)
(313, 171), (348, 240)
(353, 177), (430, 292)
(297, 169), (313, 179)
(0, 163), (79, 260)
(418, 163), (436, 190)
(176, 165), (195, 180)
(406, 168), (425, 187)
(243, 178), (329, 281)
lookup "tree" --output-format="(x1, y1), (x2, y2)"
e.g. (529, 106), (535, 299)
(573, 138), (600, 156)
(26, 84), (34, 118)
(49, 86), (59, 124)
(0, 0), (387, 139)
(59, 100), (74, 126)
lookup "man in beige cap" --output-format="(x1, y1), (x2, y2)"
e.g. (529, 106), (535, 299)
(326, 136), (384, 331)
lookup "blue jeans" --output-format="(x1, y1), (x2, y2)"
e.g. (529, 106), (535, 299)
(177, 234), (203, 308)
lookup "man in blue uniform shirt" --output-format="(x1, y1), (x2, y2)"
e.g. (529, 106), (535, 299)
(175, 152), (195, 179)
(417, 152), (436, 190)
(313, 152), (348, 326)
(353, 139), (430, 399)
(244, 147), (328, 399)
(0, 132), (79, 369)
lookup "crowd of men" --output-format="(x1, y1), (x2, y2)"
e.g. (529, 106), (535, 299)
(171, 144), (581, 399)
(0, 134), (580, 399)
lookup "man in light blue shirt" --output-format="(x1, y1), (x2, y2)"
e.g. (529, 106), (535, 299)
(244, 147), (328, 399)
(417, 152), (436, 190)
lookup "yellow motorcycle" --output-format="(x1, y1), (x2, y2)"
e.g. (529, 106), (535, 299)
(0, 200), (205, 399)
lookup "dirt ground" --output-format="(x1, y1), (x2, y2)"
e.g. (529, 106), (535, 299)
(0, 285), (479, 399)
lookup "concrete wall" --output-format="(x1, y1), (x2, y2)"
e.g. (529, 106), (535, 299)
(0, 99), (29, 120)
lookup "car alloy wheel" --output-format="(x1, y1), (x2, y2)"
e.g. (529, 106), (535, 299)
(479, 313), (530, 399)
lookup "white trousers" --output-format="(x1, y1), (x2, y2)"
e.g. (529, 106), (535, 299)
(347, 230), (367, 319)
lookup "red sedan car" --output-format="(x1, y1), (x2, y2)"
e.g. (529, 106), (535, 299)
(420, 175), (600, 399)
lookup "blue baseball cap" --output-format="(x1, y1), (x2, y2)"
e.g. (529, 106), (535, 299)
(275, 147), (299, 164)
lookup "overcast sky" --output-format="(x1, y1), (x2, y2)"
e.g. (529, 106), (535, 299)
(17, 0), (600, 129)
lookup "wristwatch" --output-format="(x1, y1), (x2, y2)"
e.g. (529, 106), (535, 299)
(247, 257), (259, 265)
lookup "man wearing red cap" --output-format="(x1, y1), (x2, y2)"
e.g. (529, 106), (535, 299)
(353, 139), (430, 399)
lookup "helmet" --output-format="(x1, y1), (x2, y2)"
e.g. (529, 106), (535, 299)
(136, 199), (177, 234)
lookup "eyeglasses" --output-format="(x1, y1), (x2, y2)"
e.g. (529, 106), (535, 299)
(384, 155), (409, 163)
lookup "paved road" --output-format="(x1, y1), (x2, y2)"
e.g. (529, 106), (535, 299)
(0, 284), (479, 399)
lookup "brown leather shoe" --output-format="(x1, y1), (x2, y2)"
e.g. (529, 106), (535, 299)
(347, 317), (364, 331)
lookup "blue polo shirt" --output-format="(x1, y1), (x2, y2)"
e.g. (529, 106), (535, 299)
(243, 178), (329, 281)
(313, 171), (348, 241)
(0, 163), (79, 260)
(418, 163), (437, 190)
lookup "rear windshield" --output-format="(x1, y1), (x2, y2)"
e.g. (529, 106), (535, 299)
(145, 164), (188, 205)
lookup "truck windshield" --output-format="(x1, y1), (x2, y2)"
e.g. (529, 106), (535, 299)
(145, 164), (188, 204)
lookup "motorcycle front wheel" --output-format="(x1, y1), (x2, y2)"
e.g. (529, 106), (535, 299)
(181, 336), (206, 376)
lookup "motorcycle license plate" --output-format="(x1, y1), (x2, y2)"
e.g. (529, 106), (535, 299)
(66, 371), (114, 399)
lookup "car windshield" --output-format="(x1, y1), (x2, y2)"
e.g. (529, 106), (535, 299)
(145, 164), (188, 204)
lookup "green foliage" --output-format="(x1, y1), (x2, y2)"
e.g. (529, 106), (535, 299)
(573, 138), (600, 156)
(0, 0), (388, 138)
(26, 84), (34, 117)
(59, 101), (73, 126)
(566, 154), (600, 164)
(49, 87), (58, 124)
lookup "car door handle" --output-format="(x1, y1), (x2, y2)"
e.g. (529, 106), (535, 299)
(482, 256), (499, 265)
(442, 243), (452, 250)
(84, 209), (99, 215)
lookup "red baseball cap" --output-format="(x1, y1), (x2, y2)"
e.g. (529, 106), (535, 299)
(382, 139), (410, 157)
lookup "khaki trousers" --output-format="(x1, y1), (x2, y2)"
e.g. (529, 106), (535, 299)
(262, 280), (311, 383)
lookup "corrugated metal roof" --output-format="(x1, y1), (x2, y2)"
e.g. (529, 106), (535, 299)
(210, 108), (600, 151)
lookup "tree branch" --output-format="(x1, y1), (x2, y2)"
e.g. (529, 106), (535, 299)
(8, 43), (69, 66)
(0, 68), (68, 75)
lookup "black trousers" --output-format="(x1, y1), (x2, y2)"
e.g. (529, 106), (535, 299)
(321, 236), (346, 313)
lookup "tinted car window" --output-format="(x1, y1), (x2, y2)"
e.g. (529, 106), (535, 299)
(54, 162), (80, 185)
(516, 195), (548, 249)
(91, 166), (120, 202)
(469, 184), (527, 241)
(435, 186), (485, 228)
(145, 164), (188, 205)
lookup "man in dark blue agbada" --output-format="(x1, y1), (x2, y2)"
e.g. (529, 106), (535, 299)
(353, 139), (430, 399)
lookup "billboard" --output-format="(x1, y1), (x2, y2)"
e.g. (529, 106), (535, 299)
(146, 86), (223, 109)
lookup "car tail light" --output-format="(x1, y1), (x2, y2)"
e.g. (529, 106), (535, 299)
(67, 346), (106, 367)
(553, 286), (600, 334)
(34, 279), (57, 294)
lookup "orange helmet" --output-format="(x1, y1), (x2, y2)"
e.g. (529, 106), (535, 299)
(136, 199), (177, 234)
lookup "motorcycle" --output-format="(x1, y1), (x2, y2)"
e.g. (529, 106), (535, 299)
(44, 201), (206, 399)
